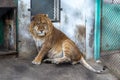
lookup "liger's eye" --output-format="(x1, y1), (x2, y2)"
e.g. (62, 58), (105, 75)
(36, 22), (41, 25)
(43, 23), (47, 26)
(37, 23), (40, 25)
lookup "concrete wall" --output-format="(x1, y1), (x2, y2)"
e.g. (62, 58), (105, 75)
(18, 0), (95, 59)
(18, 0), (37, 58)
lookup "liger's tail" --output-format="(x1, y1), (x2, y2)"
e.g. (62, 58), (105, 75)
(79, 57), (104, 74)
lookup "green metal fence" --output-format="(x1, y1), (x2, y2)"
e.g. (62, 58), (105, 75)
(0, 20), (4, 46)
(100, 0), (120, 78)
(94, 0), (120, 60)
(101, 0), (120, 51)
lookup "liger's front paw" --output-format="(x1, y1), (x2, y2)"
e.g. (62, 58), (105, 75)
(32, 59), (41, 65)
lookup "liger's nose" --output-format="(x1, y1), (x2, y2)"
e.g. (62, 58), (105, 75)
(40, 30), (43, 33)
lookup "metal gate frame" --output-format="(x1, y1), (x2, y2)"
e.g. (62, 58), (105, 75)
(94, 0), (120, 60)
(94, 0), (101, 60)
(0, 0), (18, 56)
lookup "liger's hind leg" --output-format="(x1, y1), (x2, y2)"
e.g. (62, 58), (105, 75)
(44, 40), (73, 64)
(50, 40), (75, 64)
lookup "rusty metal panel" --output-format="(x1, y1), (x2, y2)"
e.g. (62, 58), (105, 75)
(0, 6), (17, 55)
(0, 0), (16, 7)
(101, 51), (120, 79)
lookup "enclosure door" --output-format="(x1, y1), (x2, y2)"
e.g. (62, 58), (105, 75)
(0, 20), (4, 47)
(101, 0), (120, 52)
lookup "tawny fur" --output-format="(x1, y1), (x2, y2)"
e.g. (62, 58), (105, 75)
(29, 14), (103, 73)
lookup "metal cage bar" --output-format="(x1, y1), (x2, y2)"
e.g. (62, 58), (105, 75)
(94, 0), (102, 60)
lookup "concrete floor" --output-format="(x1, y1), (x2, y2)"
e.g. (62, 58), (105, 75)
(0, 56), (118, 80)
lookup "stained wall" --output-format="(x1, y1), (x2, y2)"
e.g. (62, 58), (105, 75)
(18, 0), (95, 59)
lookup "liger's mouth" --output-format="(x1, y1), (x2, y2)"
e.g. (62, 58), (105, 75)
(38, 33), (46, 36)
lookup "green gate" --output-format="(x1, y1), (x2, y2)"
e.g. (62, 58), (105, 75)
(94, 0), (120, 78)
(100, 0), (120, 78)
(94, 0), (120, 59)
(0, 20), (4, 46)
(101, 1), (120, 51)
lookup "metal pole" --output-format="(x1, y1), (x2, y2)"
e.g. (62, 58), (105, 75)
(94, 0), (101, 60)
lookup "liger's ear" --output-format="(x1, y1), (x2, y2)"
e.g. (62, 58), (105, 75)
(31, 16), (35, 21)
(44, 14), (48, 17)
